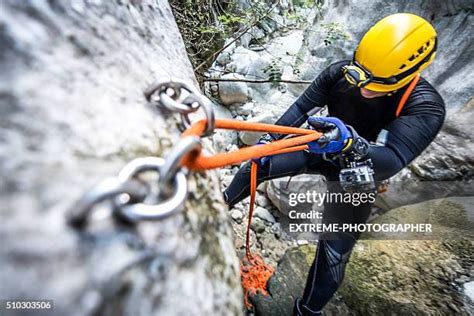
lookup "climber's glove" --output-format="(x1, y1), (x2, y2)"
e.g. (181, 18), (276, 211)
(251, 133), (275, 166)
(306, 116), (353, 154)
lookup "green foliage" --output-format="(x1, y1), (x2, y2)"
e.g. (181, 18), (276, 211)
(170, 0), (269, 69)
(321, 22), (351, 46)
(263, 58), (283, 86)
(292, 0), (315, 8)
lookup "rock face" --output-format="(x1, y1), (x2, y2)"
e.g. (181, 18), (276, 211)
(0, 1), (242, 315)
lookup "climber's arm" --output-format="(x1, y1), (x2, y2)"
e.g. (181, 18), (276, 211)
(368, 95), (446, 180)
(305, 91), (445, 181)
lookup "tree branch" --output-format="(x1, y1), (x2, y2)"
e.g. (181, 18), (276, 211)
(202, 77), (312, 84)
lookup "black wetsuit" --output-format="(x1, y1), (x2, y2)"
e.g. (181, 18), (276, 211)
(224, 60), (445, 315)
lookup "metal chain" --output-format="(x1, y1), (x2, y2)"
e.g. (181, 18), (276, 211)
(144, 79), (215, 136)
(68, 80), (215, 228)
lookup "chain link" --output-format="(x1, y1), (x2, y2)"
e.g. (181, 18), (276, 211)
(113, 157), (188, 222)
(67, 177), (149, 227)
(145, 79), (215, 136)
(69, 80), (216, 228)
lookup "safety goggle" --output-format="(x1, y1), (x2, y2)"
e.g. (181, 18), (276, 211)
(343, 38), (437, 88)
(342, 62), (397, 87)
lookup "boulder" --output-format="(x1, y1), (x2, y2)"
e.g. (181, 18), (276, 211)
(216, 51), (232, 66)
(208, 102), (238, 152)
(254, 206), (276, 224)
(238, 113), (275, 145)
(227, 46), (261, 75)
(218, 73), (249, 105)
(0, 1), (242, 315)
(266, 174), (326, 215)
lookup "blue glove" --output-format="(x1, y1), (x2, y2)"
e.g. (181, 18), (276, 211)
(307, 116), (352, 154)
(252, 133), (275, 166)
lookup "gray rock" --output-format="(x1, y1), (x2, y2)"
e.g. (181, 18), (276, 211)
(266, 174), (326, 215)
(236, 102), (254, 116)
(209, 102), (237, 152)
(464, 281), (474, 303)
(231, 209), (244, 223)
(271, 223), (281, 234)
(249, 26), (266, 40)
(256, 195), (271, 208)
(0, 1), (242, 315)
(238, 113), (274, 145)
(216, 51), (232, 66)
(239, 32), (252, 48)
(227, 46), (260, 75)
(218, 73), (249, 105)
(254, 206), (276, 224)
(251, 218), (266, 234)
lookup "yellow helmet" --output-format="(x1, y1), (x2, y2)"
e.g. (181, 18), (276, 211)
(343, 13), (437, 92)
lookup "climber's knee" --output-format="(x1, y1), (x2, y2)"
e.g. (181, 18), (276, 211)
(319, 234), (356, 286)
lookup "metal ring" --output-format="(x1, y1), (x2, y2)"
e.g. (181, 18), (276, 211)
(159, 136), (201, 188)
(67, 177), (149, 228)
(114, 157), (188, 222)
(145, 80), (201, 114)
(145, 80), (216, 135)
(144, 80), (182, 102)
(160, 92), (200, 114)
(181, 94), (216, 136)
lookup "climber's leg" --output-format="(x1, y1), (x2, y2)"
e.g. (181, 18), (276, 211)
(223, 151), (324, 207)
(295, 179), (374, 316)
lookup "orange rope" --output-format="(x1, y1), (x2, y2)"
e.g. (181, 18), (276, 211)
(180, 119), (320, 170)
(180, 118), (321, 308)
(396, 73), (420, 117)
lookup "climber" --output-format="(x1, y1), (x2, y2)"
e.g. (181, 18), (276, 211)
(223, 13), (445, 315)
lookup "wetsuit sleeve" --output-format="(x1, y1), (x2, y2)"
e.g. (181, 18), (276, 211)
(270, 61), (347, 139)
(368, 86), (446, 180)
